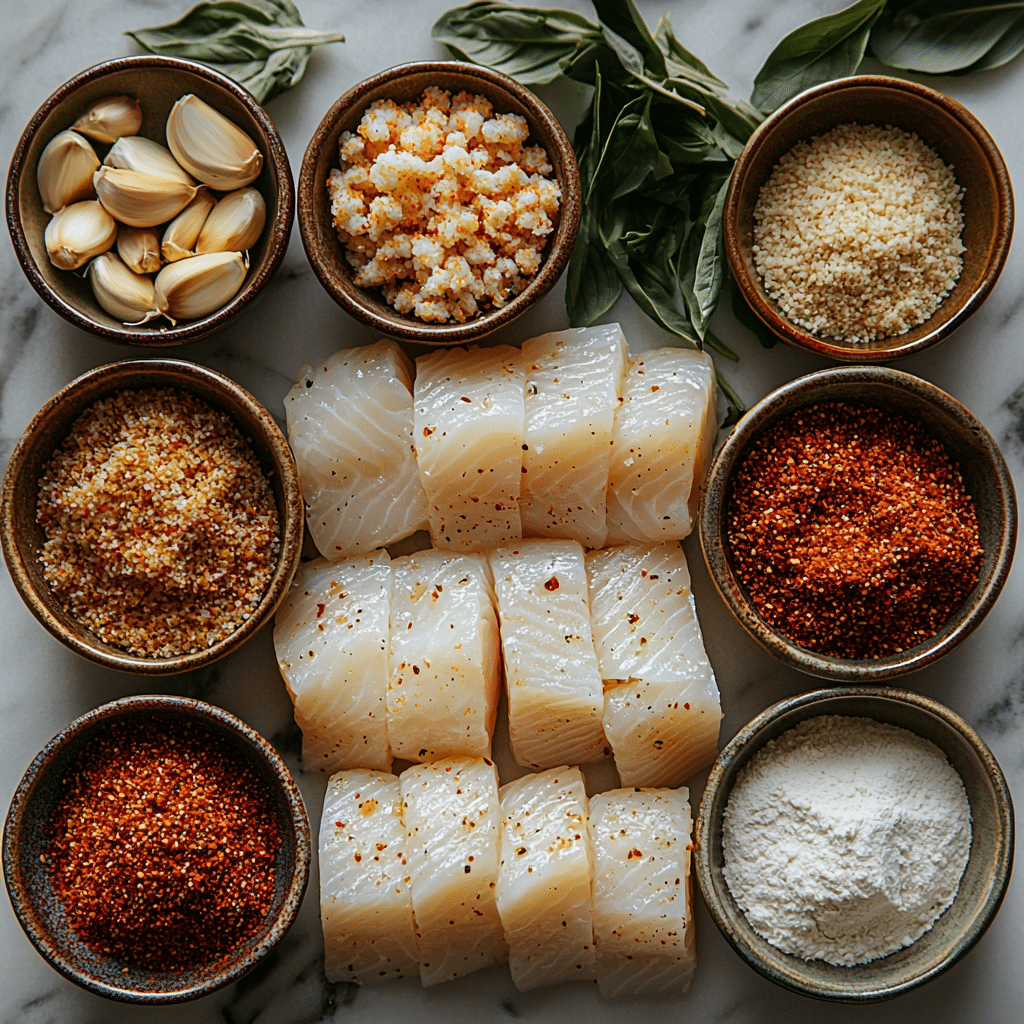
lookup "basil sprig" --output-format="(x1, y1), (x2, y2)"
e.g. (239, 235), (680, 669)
(127, 0), (345, 104)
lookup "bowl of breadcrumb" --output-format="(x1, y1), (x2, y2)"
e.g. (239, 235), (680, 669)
(298, 61), (580, 345)
(724, 75), (1013, 361)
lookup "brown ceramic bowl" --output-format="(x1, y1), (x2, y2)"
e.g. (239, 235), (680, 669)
(725, 76), (1013, 360)
(695, 687), (1014, 1001)
(298, 60), (580, 345)
(0, 359), (304, 674)
(7, 55), (294, 345)
(699, 366), (1016, 681)
(3, 695), (311, 1003)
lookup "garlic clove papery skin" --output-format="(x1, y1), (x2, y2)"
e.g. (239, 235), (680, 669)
(87, 251), (160, 324)
(165, 94), (263, 191)
(45, 200), (117, 270)
(93, 166), (198, 228)
(72, 95), (143, 144)
(153, 251), (248, 324)
(36, 130), (100, 215)
(104, 136), (196, 187)
(195, 187), (266, 255)
(161, 187), (216, 262)
(117, 224), (162, 275)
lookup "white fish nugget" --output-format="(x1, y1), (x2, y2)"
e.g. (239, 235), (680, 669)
(495, 767), (597, 991)
(414, 344), (526, 551)
(284, 340), (429, 559)
(489, 540), (606, 769)
(400, 757), (506, 986)
(606, 347), (716, 544)
(387, 549), (500, 762)
(274, 553), (392, 773)
(320, 770), (419, 984)
(520, 323), (628, 549)
(590, 787), (695, 997)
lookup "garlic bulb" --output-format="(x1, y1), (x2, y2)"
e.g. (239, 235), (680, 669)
(154, 251), (248, 324)
(195, 187), (266, 255)
(161, 187), (216, 262)
(36, 130), (100, 215)
(93, 166), (198, 228)
(165, 94), (262, 190)
(45, 200), (117, 270)
(72, 95), (143, 144)
(87, 252), (159, 324)
(104, 136), (195, 186)
(116, 224), (162, 275)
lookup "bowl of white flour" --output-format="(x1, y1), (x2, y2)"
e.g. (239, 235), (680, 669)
(695, 686), (1013, 1001)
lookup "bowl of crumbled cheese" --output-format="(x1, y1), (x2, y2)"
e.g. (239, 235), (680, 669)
(298, 61), (580, 344)
(724, 75), (1013, 361)
(695, 687), (1014, 1001)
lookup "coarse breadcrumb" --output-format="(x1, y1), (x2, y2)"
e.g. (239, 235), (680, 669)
(37, 388), (280, 658)
(328, 87), (561, 323)
(752, 123), (965, 342)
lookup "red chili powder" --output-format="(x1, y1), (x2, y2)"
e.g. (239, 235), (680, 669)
(725, 402), (984, 660)
(47, 716), (280, 972)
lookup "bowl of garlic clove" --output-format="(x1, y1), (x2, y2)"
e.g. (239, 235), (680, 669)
(7, 56), (293, 346)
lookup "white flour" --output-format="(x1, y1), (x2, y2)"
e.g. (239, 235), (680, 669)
(721, 715), (971, 966)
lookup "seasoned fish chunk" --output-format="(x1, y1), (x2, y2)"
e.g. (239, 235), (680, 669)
(320, 770), (419, 984)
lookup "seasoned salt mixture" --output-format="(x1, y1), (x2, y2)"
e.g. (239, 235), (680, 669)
(722, 715), (971, 966)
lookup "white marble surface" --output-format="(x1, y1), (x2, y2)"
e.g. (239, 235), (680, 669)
(1, 1), (1021, 1021)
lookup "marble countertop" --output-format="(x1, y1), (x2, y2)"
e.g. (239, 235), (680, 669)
(1, 1), (1020, 1021)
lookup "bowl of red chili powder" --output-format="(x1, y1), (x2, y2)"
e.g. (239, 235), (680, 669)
(699, 366), (1016, 680)
(3, 695), (311, 1003)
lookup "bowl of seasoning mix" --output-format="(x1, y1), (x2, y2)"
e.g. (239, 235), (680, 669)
(3, 695), (311, 1003)
(0, 358), (304, 674)
(695, 687), (1014, 1001)
(699, 365), (1016, 680)
(724, 75), (1013, 361)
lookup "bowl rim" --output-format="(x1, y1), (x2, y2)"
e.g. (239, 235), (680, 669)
(0, 358), (305, 675)
(2, 694), (311, 1003)
(694, 685), (1015, 1002)
(297, 58), (581, 345)
(5, 54), (295, 347)
(724, 74), (1015, 362)
(698, 365), (1018, 680)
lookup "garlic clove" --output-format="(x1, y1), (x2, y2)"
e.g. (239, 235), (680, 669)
(36, 130), (100, 215)
(154, 251), (248, 324)
(195, 187), (266, 255)
(87, 251), (160, 324)
(45, 200), (117, 270)
(104, 135), (195, 187)
(161, 187), (216, 262)
(117, 224), (162, 275)
(93, 166), (198, 228)
(165, 94), (263, 191)
(72, 95), (143, 144)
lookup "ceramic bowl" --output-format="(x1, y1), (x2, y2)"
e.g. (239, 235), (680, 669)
(7, 55), (294, 345)
(724, 75), (1013, 361)
(298, 60), (580, 345)
(695, 686), (1014, 1001)
(0, 359), (304, 674)
(699, 366), (1016, 681)
(3, 695), (311, 1003)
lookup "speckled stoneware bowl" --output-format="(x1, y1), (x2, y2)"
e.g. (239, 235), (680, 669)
(7, 56), (294, 345)
(725, 75), (1013, 361)
(699, 366), (1016, 681)
(3, 695), (311, 1003)
(0, 359), (304, 674)
(298, 60), (581, 345)
(696, 687), (1014, 1001)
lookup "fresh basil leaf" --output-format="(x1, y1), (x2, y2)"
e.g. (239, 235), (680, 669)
(654, 14), (729, 90)
(750, 0), (887, 113)
(592, 0), (668, 78)
(691, 176), (730, 337)
(566, 206), (623, 327)
(590, 96), (674, 205)
(729, 266), (778, 349)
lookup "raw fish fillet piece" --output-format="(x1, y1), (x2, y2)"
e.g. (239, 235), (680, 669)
(320, 770), (419, 983)
(606, 347), (716, 544)
(520, 324), (628, 548)
(488, 540), (606, 769)
(414, 345), (526, 551)
(274, 553), (392, 773)
(400, 757), (506, 986)
(284, 340), (429, 559)
(387, 549), (500, 762)
(590, 787), (695, 997)
(495, 767), (597, 991)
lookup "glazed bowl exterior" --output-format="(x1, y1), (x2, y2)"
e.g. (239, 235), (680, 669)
(3, 695), (311, 1003)
(298, 60), (581, 345)
(695, 687), (1014, 1001)
(0, 359), (304, 674)
(7, 55), (294, 345)
(699, 366), (1016, 681)
(724, 75), (1013, 361)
